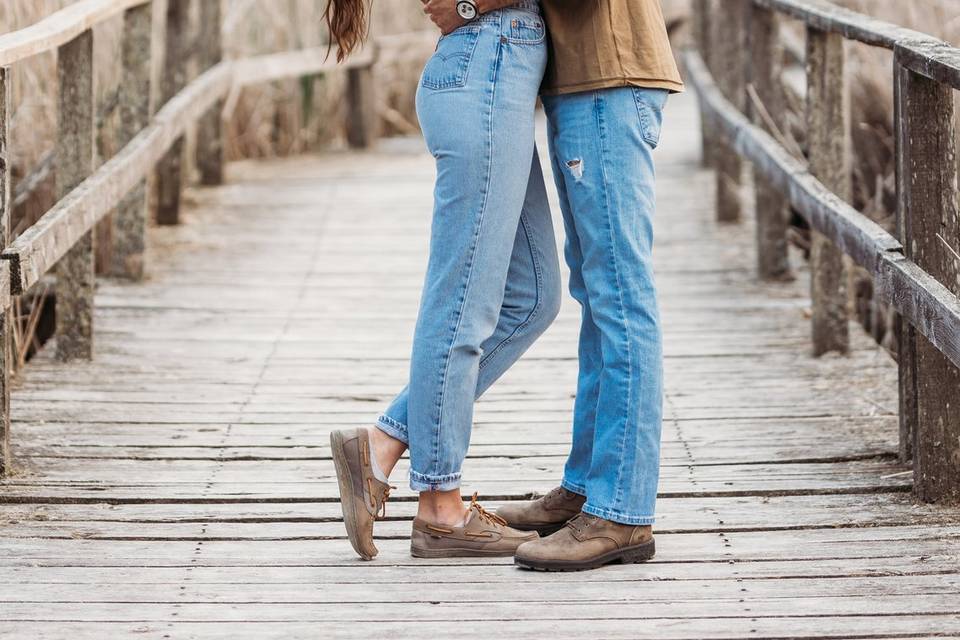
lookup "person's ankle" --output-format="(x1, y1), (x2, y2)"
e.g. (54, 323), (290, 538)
(417, 493), (469, 527)
(367, 426), (406, 479)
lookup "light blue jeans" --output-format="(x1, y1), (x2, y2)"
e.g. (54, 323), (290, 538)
(543, 87), (668, 525)
(376, 2), (562, 492)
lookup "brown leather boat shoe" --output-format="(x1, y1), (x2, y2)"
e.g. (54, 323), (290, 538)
(330, 428), (393, 560)
(495, 486), (586, 536)
(514, 512), (655, 571)
(411, 493), (538, 558)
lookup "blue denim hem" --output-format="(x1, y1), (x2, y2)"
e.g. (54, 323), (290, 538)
(561, 478), (587, 497)
(375, 415), (408, 445)
(409, 469), (462, 493)
(582, 502), (656, 526)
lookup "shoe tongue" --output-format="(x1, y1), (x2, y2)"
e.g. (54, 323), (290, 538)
(462, 507), (481, 528)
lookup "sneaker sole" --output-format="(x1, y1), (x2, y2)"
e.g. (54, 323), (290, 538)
(514, 538), (656, 572)
(330, 430), (375, 561)
(411, 545), (522, 559)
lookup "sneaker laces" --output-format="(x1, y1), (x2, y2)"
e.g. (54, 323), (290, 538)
(366, 478), (395, 520)
(565, 512), (597, 534)
(469, 492), (507, 527)
(542, 486), (568, 507)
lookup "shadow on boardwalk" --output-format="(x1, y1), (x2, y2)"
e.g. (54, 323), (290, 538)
(2, 92), (960, 639)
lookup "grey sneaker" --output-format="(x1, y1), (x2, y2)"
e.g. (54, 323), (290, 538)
(411, 493), (538, 558)
(330, 428), (393, 560)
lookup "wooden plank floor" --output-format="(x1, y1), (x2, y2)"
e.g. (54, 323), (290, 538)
(3, 92), (960, 639)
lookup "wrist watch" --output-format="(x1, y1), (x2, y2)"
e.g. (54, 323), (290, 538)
(456, 0), (479, 20)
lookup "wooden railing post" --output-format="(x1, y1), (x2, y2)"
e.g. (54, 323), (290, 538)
(196, 0), (224, 185)
(156, 0), (190, 225)
(692, 0), (716, 168)
(748, 4), (793, 282)
(713, 0), (747, 222)
(893, 62), (917, 464)
(55, 29), (95, 361)
(895, 56), (960, 503)
(805, 27), (850, 356)
(110, 2), (153, 280)
(346, 48), (378, 149)
(0, 67), (10, 473)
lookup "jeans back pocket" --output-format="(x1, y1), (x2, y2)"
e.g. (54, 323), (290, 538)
(421, 27), (482, 90)
(507, 16), (545, 44)
(633, 88), (668, 149)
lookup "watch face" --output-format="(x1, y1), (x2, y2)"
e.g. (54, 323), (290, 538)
(456, 1), (477, 20)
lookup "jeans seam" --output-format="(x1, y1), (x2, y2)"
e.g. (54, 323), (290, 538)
(594, 90), (634, 510)
(561, 478), (587, 496)
(428, 33), (502, 479)
(375, 415), (408, 445)
(477, 211), (543, 371)
(582, 502), (655, 525)
(409, 469), (462, 492)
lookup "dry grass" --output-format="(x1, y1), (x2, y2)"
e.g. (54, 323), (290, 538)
(840, 0), (959, 228)
(0, 0), (434, 373)
(0, 0), (433, 188)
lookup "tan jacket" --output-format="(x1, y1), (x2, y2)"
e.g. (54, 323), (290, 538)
(540, 0), (684, 96)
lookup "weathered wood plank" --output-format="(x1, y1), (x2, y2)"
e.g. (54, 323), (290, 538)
(893, 63), (917, 464)
(0, 66), (10, 474)
(806, 26), (850, 356)
(712, 0), (747, 222)
(195, 0), (224, 186)
(1, 64), (233, 294)
(2, 615), (959, 640)
(682, 51), (960, 371)
(55, 29), (96, 362)
(346, 57), (378, 149)
(0, 0), (150, 66)
(691, 0), (715, 168)
(754, 0), (960, 90)
(748, 4), (792, 281)
(231, 47), (374, 88)
(108, 2), (152, 280)
(1, 90), (953, 637)
(896, 60), (960, 504)
(155, 0), (190, 226)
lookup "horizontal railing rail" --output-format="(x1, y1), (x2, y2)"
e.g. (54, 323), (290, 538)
(687, 0), (960, 503)
(0, 0), (149, 66)
(0, 0), (394, 474)
(684, 51), (960, 365)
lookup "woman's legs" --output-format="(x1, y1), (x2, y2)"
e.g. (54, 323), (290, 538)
(373, 153), (559, 440)
(383, 13), (549, 499)
(371, 150), (559, 522)
(331, 5), (552, 558)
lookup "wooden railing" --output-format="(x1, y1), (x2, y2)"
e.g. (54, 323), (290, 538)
(686, 0), (960, 503)
(0, 0), (388, 475)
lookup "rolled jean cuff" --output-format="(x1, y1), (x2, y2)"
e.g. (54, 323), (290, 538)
(582, 502), (656, 526)
(375, 414), (408, 444)
(409, 469), (462, 492)
(561, 478), (587, 497)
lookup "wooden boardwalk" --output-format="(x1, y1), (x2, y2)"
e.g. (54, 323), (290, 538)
(2, 91), (960, 639)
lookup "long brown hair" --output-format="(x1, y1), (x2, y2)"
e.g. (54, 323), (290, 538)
(324, 0), (370, 62)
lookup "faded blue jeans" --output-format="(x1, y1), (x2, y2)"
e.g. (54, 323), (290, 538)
(375, 2), (562, 492)
(543, 87), (668, 525)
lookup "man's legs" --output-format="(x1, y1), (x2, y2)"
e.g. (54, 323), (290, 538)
(512, 86), (667, 571)
(546, 87), (667, 525)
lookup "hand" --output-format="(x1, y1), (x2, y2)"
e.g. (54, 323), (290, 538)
(422, 0), (467, 35)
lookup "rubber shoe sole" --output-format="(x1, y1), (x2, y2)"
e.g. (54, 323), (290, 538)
(411, 545), (520, 559)
(330, 430), (375, 561)
(514, 538), (655, 572)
